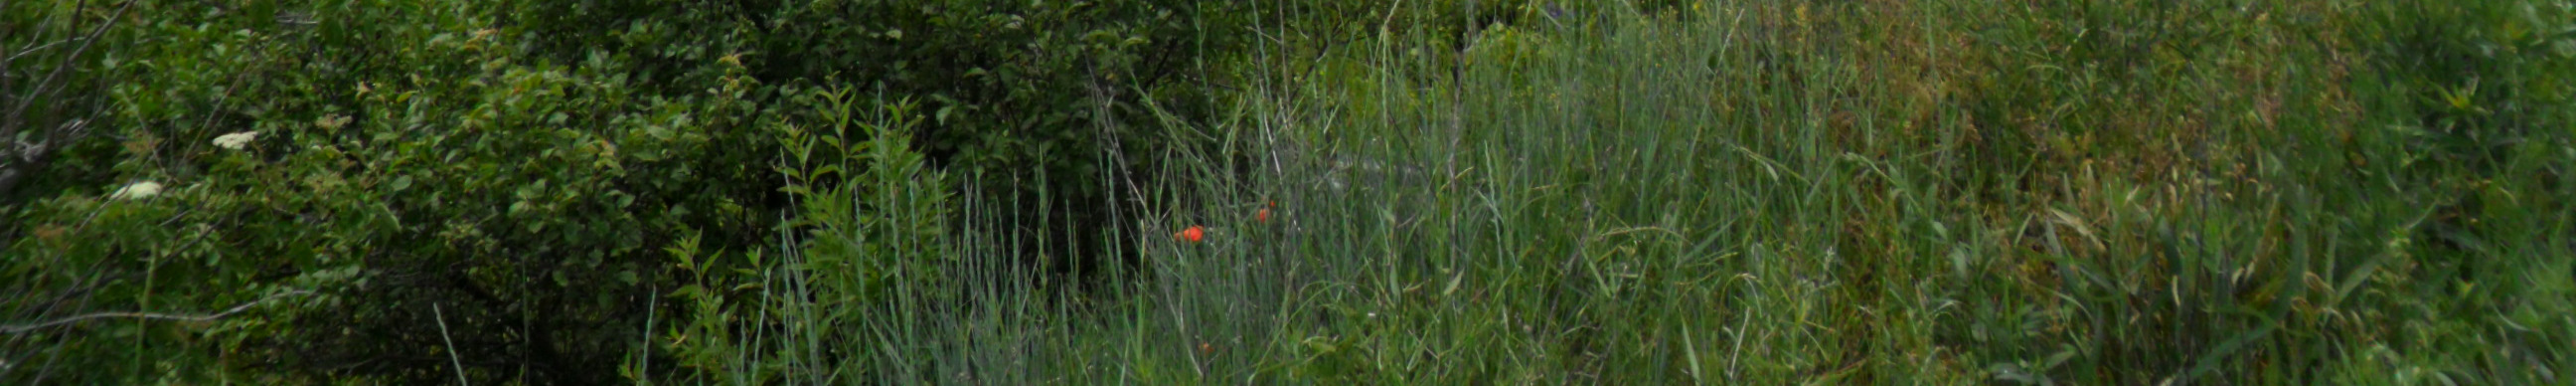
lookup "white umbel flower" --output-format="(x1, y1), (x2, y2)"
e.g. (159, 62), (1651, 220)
(109, 181), (164, 200)
(212, 131), (260, 150)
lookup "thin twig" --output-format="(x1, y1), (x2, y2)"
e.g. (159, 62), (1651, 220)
(633, 286), (656, 386)
(2, 0), (136, 199)
(8, 0), (131, 132)
(0, 290), (312, 333)
(434, 303), (470, 386)
(5, 39), (71, 63)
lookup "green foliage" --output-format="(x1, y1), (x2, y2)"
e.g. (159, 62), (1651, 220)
(648, 88), (972, 384)
(2309, 1), (2576, 383)
(778, 90), (955, 306)
(7, 0), (2570, 384)
(1897, 0), (2572, 383)
(659, 1), (2569, 384)
(0, 0), (122, 200)
(508, 0), (1260, 271)
(3, 0), (1279, 382)
(5, 0), (774, 383)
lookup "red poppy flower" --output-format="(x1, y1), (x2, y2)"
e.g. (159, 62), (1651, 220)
(1256, 208), (1271, 223)
(1176, 226), (1205, 243)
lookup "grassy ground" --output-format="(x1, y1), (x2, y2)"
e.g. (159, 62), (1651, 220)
(6, 0), (2565, 384)
(699, 0), (2572, 384)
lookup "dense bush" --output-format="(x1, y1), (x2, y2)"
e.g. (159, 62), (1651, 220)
(16, 0), (2558, 384)
(506, 0), (1272, 278)
(646, 88), (971, 384)
(4, 0), (779, 382)
(0, 0), (1307, 382)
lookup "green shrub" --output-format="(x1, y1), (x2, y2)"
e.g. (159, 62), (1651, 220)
(650, 88), (968, 384)
(3, 0), (1279, 382)
(10, 0), (2566, 384)
(508, 0), (1265, 275)
(3, 0), (774, 383)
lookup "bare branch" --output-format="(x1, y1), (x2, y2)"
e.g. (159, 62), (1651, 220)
(6, 0), (131, 140)
(7, 40), (73, 63)
(0, 290), (314, 333)
(2, 0), (25, 107)
(1, 1), (134, 199)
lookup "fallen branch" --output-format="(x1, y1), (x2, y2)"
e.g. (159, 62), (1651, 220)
(0, 290), (314, 333)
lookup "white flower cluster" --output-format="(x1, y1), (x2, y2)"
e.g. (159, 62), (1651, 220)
(212, 131), (261, 150)
(110, 181), (164, 200)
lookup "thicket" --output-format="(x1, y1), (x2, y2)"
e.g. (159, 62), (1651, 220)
(0, 0), (1527, 383)
(3, 0), (784, 382)
(7, 0), (1155, 383)
(5, 0), (2571, 384)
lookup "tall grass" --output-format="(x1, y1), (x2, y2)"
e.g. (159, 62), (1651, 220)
(687, 0), (2573, 384)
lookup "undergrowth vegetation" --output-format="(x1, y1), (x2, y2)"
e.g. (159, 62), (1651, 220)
(5, 0), (2570, 384)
